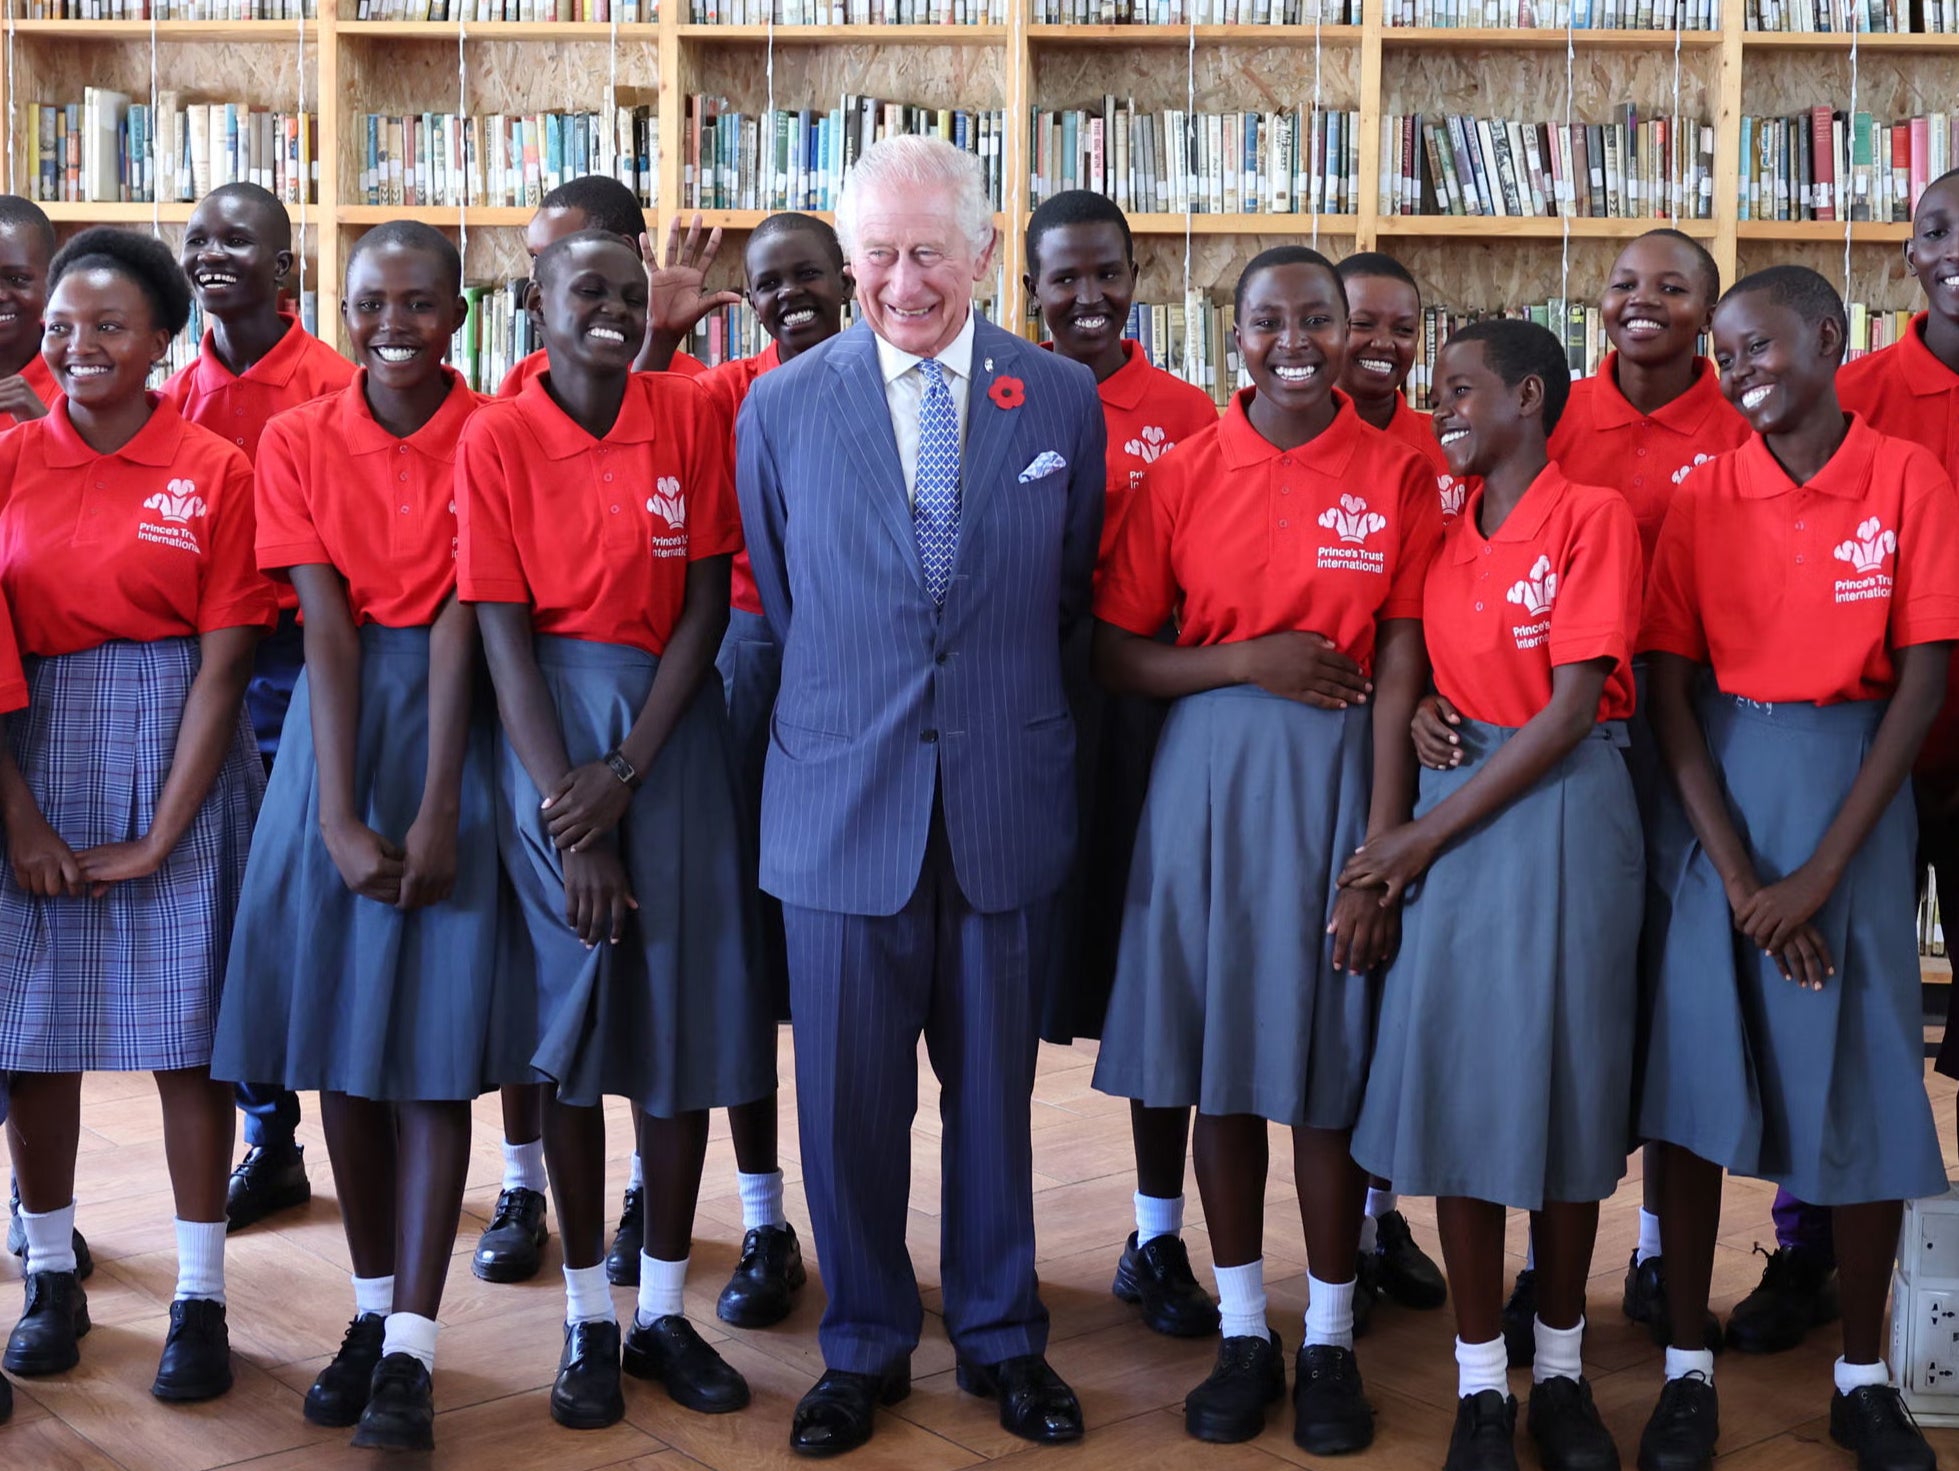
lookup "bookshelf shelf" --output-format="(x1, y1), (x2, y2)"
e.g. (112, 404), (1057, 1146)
(1024, 22), (1363, 43)
(1739, 30), (1959, 52)
(7, 19), (320, 41)
(338, 204), (535, 225)
(37, 201), (200, 223)
(336, 20), (653, 37)
(685, 208), (1014, 231)
(1735, 219), (1913, 242)
(678, 22), (1008, 40)
(1125, 212), (1359, 233)
(1378, 25), (1722, 49)
(1377, 215), (1720, 238)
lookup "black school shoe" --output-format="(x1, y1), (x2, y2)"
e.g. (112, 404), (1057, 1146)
(351, 1353), (437, 1452)
(1830, 1385), (1939, 1471)
(1184, 1330), (1285, 1443)
(4, 1270), (91, 1376)
(1621, 1252), (1725, 1353)
(1294, 1343), (1376, 1454)
(623, 1314), (750, 1413)
(225, 1143), (311, 1233)
(1528, 1375), (1621, 1471)
(605, 1186), (643, 1287)
(955, 1353), (1083, 1445)
(1372, 1209), (1449, 1310)
(717, 1223), (807, 1329)
(304, 1313), (386, 1427)
(550, 1319), (625, 1430)
(472, 1187), (549, 1284)
(1110, 1231), (1220, 1338)
(152, 1298), (233, 1402)
(1637, 1373), (1719, 1471)
(1501, 1269), (1538, 1367)
(7, 1181), (94, 1282)
(1726, 1246), (1840, 1355)
(1447, 1389), (1521, 1471)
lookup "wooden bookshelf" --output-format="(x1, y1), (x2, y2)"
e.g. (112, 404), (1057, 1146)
(0, 0), (1944, 350)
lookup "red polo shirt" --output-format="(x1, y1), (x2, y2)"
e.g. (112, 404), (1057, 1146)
(457, 371), (740, 658)
(0, 593), (24, 711)
(698, 342), (781, 618)
(257, 368), (486, 629)
(0, 396), (275, 656)
(1096, 388), (1442, 673)
(1642, 415), (1959, 704)
(494, 346), (707, 400)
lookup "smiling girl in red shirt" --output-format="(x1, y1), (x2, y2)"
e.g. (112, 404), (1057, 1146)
(1632, 266), (1957, 1471)
(0, 196), (57, 427)
(1022, 189), (1223, 1344)
(1336, 251), (1453, 487)
(0, 227), (274, 1406)
(457, 229), (770, 1432)
(1091, 245), (1439, 1450)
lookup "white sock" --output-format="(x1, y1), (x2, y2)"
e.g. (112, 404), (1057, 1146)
(382, 1311), (439, 1373)
(1836, 1357), (1892, 1395)
(1305, 1273), (1357, 1350)
(635, 1253), (689, 1326)
(21, 1201), (78, 1276)
(1214, 1259), (1269, 1341)
(1457, 1335), (1510, 1399)
(1525, 1239), (1536, 1271)
(1666, 1346), (1715, 1383)
(352, 1273), (395, 1318)
(1134, 1192), (1183, 1245)
(501, 1138), (546, 1194)
(738, 1171), (786, 1231)
(1532, 1315), (1585, 1385)
(629, 1154), (644, 1191)
(1637, 1208), (1663, 1265)
(563, 1263), (613, 1325)
(174, 1218), (227, 1303)
(1366, 1188), (1398, 1219)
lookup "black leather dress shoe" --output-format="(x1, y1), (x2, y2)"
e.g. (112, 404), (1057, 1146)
(225, 1143), (310, 1233)
(955, 1353), (1083, 1445)
(550, 1320), (625, 1430)
(152, 1298), (233, 1402)
(0, 1364), (11, 1424)
(1372, 1210), (1448, 1310)
(717, 1224), (807, 1329)
(1831, 1384), (1938, 1471)
(472, 1187), (549, 1284)
(1637, 1373), (1719, 1471)
(605, 1186), (643, 1287)
(1111, 1231), (1220, 1338)
(1726, 1246), (1838, 1355)
(1185, 1331), (1284, 1443)
(1295, 1343), (1375, 1454)
(303, 1313), (385, 1426)
(790, 1366), (911, 1457)
(4, 1270), (90, 1376)
(1446, 1389), (1521, 1471)
(1527, 1375), (1621, 1471)
(7, 1181), (93, 1283)
(352, 1352), (437, 1452)
(623, 1314), (750, 1413)
(1501, 1269), (1537, 1367)
(1621, 1252), (1724, 1353)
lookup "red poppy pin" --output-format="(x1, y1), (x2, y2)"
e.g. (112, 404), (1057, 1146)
(988, 375), (1026, 411)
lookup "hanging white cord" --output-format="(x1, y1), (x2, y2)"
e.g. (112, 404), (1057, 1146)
(151, 7), (161, 226)
(766, 12), (776, 208)
(1668, 5), (1682, 227)
(1843, 0), (1858, 298)
(1560, 17), (1573, 327)
(295, 6), (307, 304)
(1181, 5), (1195, 383)
(4, 6), (14, 197)
(457, 17), (467, 264)
(1309, 3), (1321, 250)
(609, 10), (620, 188)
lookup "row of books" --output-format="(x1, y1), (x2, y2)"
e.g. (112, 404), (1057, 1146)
(1385, 0), (1715, 25)
(1381, 110), (1716, 220)
(1029, 105), (1362, 216)
(1739, 110), (1959, 221)
(30, 96), (318, 205)
(688, 0), (1006, 18)
(683, 97), (1006, 210)
(1033, 0), (1355, 20)
(1746, 0), (1959, 29)
(14, 0), (314, 15)
(358, 110), (658, 208)
(351, 0), (652, 15)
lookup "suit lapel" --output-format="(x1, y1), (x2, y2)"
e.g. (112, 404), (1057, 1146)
(827, 324), (926, 593)
(960, 318), (1020, 535)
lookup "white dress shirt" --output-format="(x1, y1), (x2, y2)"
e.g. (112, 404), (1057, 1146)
(873, 308), (976, 508)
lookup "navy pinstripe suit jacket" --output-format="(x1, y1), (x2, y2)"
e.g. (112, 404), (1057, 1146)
(736, 316), (1106, 918)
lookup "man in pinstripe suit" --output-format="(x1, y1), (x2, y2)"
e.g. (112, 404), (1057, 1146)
(737, 136), (1106, 1456)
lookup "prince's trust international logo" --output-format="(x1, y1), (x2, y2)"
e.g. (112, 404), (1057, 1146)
(1833, 516), (1896, 604)
(1506, 554), (1558, 648)
(138, 478), (205, 554)
(1315, 494), (1389, 574)
(1123, 424), (1170, 489)
(648, 476), (688, 559)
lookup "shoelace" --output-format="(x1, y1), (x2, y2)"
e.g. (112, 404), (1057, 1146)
(1659, 1372), (1711, 1419)
(489, 1187), (536, 1228)
(1846, 1385), (1923, 1439)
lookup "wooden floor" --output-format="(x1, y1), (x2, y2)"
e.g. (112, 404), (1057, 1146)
(5, 1035), (1958, 1471)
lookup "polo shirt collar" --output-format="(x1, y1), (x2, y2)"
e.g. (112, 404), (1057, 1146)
(518, 368), (661, 460)
(193, 309), (309, 391)
(333, 367), (476, 456)
(41, 393), (186, 468)
(1588, 351), (1727, 436)
(873, 308), (975, 387)
(1736, 412), (1879, 500)
(1452, 461), (1567, 562)
(1217, 385), (1363, 474)
(1037, 338), (1150, 409)
(1899, 313), (1959, 397)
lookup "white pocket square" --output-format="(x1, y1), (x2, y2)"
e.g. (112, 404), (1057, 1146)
(1018, 451), (1068, 483)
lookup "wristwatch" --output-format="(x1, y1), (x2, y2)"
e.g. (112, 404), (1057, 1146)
(602, 748), (641, 791)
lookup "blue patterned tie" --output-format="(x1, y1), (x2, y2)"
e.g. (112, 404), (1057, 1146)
(913, 358), (960, 606)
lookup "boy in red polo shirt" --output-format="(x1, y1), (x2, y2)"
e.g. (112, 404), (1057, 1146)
(0, 196), (57, 427)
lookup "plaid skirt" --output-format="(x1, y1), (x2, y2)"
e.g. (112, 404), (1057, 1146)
(0, 637), (263, 1072)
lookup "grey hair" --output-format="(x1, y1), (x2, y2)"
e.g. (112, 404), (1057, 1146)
(835, 135), (995, 260)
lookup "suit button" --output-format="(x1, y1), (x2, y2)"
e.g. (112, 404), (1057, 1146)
(935, 652), (949, 665)
(921, 729), (939, 743)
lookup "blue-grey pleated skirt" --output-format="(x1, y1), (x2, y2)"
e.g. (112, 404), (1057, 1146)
(1637, 692), (1945, 1204)
(210, 625), (532, 1101)
(1091, 687), (1376, 1127)
(0, 637), (262, 1072)
(1353, 719), (1643, 1210)
(500, 635), (773, 1117)
(716, 608), (789, 1023)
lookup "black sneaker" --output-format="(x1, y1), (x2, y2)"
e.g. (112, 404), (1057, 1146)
(224, 1143), (310, 1233)
(152, 1298), (233, 1402)
(1184, 1330), (1284, 1443)
(1830, 1384), (1938, 1471)
(1502, 1269), (1538, 1368)
(352, 1352), (436, 1452)
(1372, 1210), (1447, 1310)
(1725, 1246), (1839, 1355)
(1528, 1375), (1620, 1471)
(623, 1314), (750, 1413)
(1621, 1251), (1725, 1353)
(472, 1187), (548, 1284)
(3, 1270), (90, 1376)
(1446, 1389), (1521, 1471)
(7, 1181), (93, 1283)
(1294, 1343), (1375, 1454)
(605, 1186), (643, 1288)
(1110, 1231), (1219, 1338)
(1637, 1373), (1719, 1471)
(716, 1223), (808, 1329)
(550, 1319), (624, 1430)
(303, 1313), (385, 1427)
